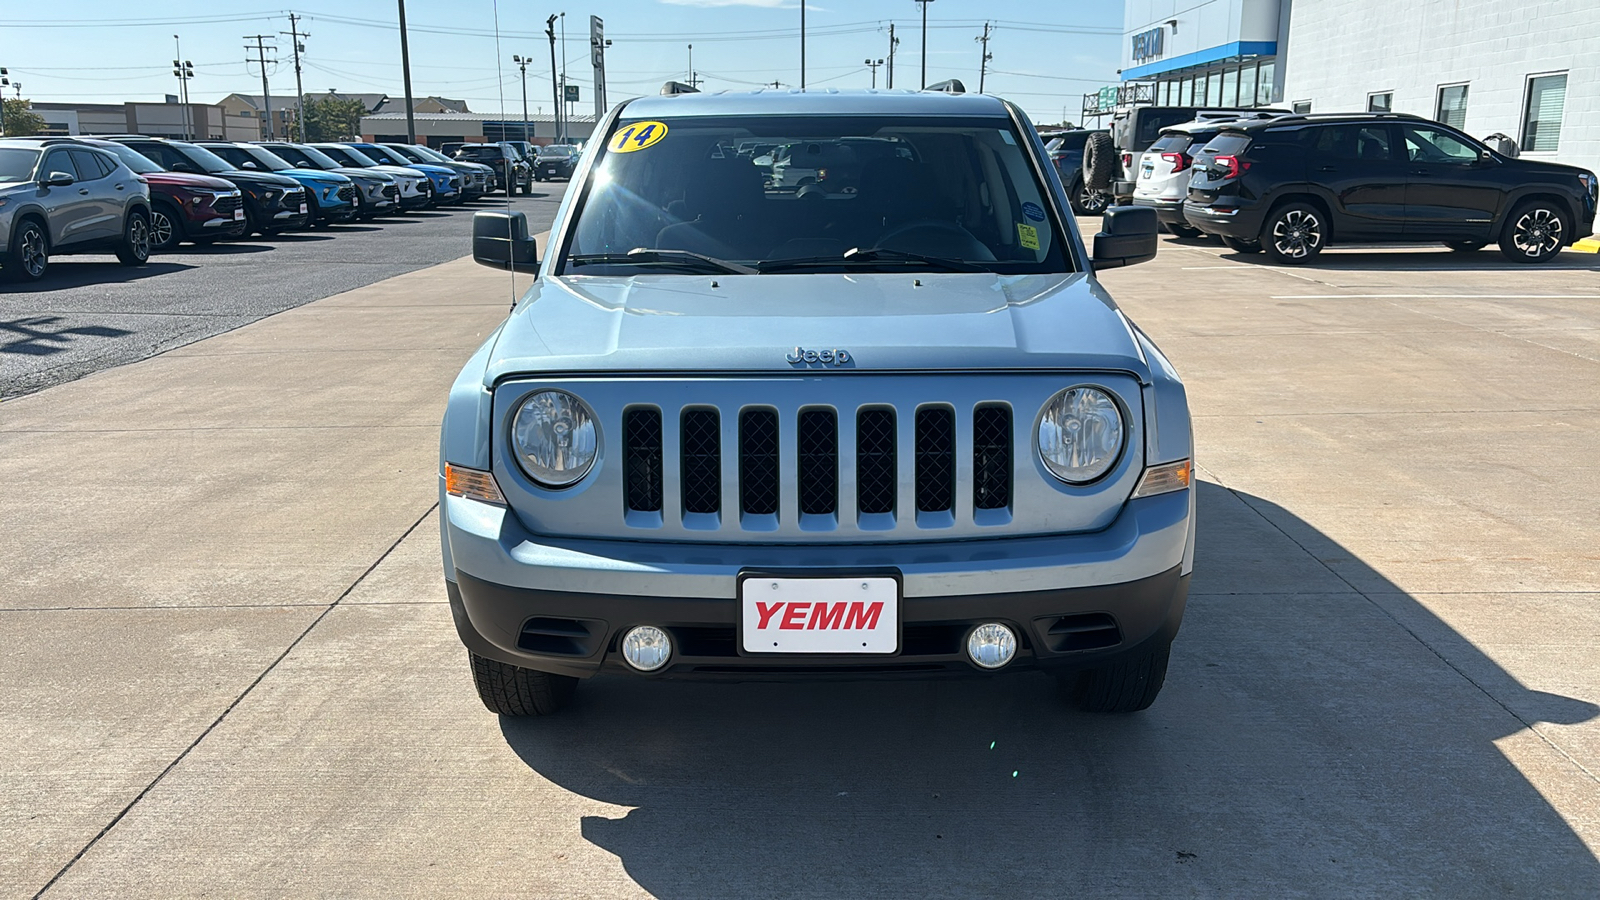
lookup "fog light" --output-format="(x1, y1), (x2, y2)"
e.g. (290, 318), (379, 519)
(621, 625), (672, 672)
(966, 623), (1017, 670)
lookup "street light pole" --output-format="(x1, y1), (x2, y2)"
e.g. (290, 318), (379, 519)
(915, 0), (934, 89)
(865, 58), (883, 89)
(887, 24), (899, 89)
(284, 14), (309, 141)
(397, 0), (417, 143)
(172, 36), (194, 140)
(800, 1), (806, 90)
(545, 15), (562, 144)
(512, 55), (531, 142)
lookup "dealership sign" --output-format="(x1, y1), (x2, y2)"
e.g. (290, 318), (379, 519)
(1131, 27), (1165, 62)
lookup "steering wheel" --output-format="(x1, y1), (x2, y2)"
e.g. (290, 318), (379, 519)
(873, 220), (996, 260)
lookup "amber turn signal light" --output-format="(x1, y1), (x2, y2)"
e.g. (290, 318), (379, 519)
(444, 463), (506, 505)
(1131, 459), (1192, 499)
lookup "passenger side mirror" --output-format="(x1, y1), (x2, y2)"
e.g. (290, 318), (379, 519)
(1091, 206), (1159, 269)
(472, 210), (539, 273)
(43, 171), (75, 187)
(241, 161), (259, 170)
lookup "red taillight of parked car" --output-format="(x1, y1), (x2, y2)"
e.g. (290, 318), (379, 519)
(1161, 152), (1190, 172)
(1213, 154), (1249, 180)
(1121, 152), (1133, 169)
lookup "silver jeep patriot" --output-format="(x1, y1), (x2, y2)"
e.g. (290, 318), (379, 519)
(440, 89), (1193, 716)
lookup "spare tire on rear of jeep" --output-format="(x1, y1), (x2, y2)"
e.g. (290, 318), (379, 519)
(1081, 132), (1117, 193)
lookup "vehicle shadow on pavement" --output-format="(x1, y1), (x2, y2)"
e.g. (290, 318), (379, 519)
(1216, 247), (1600, 272)
(171, 243), (276, 255)
(499, 482), (1599, 897)
(0, 315), (135, 356)
(0, 261), (194, 291)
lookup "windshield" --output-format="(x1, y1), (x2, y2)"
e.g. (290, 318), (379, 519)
(274, 143), (343, 170)
(538, 145), (576, 158)
(564, 115), (1070, 275)
(410, 145), (454, 163)
(455, 147), (504, 162)
(174, 144), (237, 174)
(93, 142), (161, 175)
(207, 144), (293, 172)
(357, 145), (411, 167)
(382, 144), (427, 164)
(0, 148), (40, 182)
(317, 145), (377, 167)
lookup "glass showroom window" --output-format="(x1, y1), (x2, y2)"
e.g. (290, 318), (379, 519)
(1180, 77), (1192, 106)
(1221, 68), (1239, 107)
(1367, 92), (1393, 113)
(1436, 84), (1468, 130)
(1206, 72), (1222, 107)
(1257, 61), (1276, 106)
(1239, 64), (1258, 109)
(1521, 73), (1567, 152)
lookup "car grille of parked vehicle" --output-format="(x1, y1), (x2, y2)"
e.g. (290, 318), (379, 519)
(213, 195), (241, 217)
(381, 185), (400, 200)
(337, 185), (356, 202)
(283, 188), (305, 206)
(619, 403), (1014, 523)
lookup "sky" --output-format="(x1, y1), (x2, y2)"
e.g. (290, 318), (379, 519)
(1, 1), (1125, 127)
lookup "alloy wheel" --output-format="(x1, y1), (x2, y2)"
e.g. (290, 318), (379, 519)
(1079, 184), (1110, 214)
(149, 209), (176, 248)
(128, 216), (151, 261)
(1512, 208), (1563, 258)
(1271, 209), (1322, 259)
(19, 225), (47, 277)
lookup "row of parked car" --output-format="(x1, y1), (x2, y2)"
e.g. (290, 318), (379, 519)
(1049, 108), (1597, 265)
(0, 136), (581, 282)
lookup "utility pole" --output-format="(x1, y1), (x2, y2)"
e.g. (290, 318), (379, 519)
(545, 15), (562, 144)
(284, 14), (308, 141)
(976, 22), (993, 94)
(559, 12), (569, 129)
(512, 55), (532, 142)
(590, 16), (609, 120)
(915, 0), (934, 89)
(172, 37), (194, 140)
(800, 1), (806, 90)
(397, 0), (417, 143)
(887, 24), (899, 89)
(0, 68), (8, 136)
(865, 58), (884, 89)
(244, 35), (277, 139)
(687, 44), (702, 90)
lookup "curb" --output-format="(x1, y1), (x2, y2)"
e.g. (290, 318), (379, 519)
(1571, 237), (1600, 254)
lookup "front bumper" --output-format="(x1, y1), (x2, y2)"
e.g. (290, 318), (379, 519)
(443, 487), (1194, 680)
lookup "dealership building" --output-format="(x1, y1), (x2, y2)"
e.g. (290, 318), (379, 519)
(1120, 0), (1598, 172)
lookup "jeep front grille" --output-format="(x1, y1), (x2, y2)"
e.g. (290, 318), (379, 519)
(914, 407), (955, 513)
(973, 405), (1013, 510)
(797, 409), (838, 516)
(738, 409), (779, 517)
(680, 409), (721, 515)
(623, 408), (663, 513)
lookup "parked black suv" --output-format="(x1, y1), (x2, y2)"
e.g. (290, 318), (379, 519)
(1185, 113), (1599, 264)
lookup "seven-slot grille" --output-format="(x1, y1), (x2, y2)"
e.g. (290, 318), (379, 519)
(622, 404), (1013, 525)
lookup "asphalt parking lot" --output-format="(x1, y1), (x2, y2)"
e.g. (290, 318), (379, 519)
(2, 226), (1598, 897)
(0, 190), (568, 399)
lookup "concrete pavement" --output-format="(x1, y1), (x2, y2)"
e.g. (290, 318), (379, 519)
(2, 235), (1598, 897)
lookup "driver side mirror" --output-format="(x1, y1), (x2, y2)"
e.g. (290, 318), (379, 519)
(171, 162), (196, 174)
(241, 161), (259, 170)
(472, 210), (539, 273)
(43, 171), (76, 187)
(1091, 206), (1159, 269)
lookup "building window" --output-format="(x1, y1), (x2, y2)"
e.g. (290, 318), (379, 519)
(1521, 73), (1566, 152)
(1436, 83), (1468, 130)
(1179, 77), (1192, 106)
(1367, 92), (1393, 113)
(1293, 100), (1312, 115)
(1206, 72), (1222, 107)
(1257, 61), (1276, 106)
(1221, 68), (1239, 107)
(1239, 64), (1258, 109)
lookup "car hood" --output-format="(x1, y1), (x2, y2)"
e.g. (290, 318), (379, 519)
(139, 171), (238, 191)
(365, 165), (425, 180)
(334, 167), (393, 183)
(217, 170), (303, 189)
(1504, 155), (1593, 178)
(282, 168), (351, 184)
(482, 272), (1148, 385)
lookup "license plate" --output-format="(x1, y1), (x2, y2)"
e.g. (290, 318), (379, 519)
(1141, 164), (1154, 178)
(299, 203), (308, 214)
(233, 208), (244, 220)
(739, 575), (898, 654)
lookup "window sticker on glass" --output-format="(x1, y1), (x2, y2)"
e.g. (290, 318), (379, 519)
(1017, 223), (1041, 251)
(1021, 201), (1046, 222)
(609, 121), (669, 153)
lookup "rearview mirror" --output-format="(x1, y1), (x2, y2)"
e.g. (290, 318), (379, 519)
(1091, 206), (1159, 269)
(43, 171), (75, 187)
(473, 210), (539, 273)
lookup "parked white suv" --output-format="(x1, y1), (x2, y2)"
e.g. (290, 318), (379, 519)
(1131, 123), (1228, 238)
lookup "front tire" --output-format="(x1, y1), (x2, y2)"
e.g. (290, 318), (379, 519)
(1260, 202), (1326, 265)
(3, 217), (49, 282)
(1499, 201), (1570, 264)
(469, 652), (577, 717)
(115, 209), (152, 266)
(148, 201), (186, 251)
(1062, 638), (1172, 713)
(1221, 236), (1262, 254)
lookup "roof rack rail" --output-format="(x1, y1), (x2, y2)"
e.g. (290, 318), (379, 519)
(925, 78), (966, 94)
(660, 80), (699, 95)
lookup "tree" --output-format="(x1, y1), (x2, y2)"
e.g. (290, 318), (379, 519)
(1, 98), (47, 137)
(297, 94), (369, 142)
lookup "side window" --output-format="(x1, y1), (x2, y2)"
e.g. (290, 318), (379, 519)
(1403, 126), (1480, 164)
(135, 144), (183, 171)
(41, 150), (81, 181)
(69, 149), (112, 180)
(1311, 125), (1393, 162)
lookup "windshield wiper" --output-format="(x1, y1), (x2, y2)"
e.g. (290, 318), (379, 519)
(756, 247), (984, 273)
(569, 248), (757, 275)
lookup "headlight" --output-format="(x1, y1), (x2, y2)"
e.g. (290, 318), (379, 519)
(511, 390), (598, 487)
(1037, 387), (1124, 484)
(261, 189), (278, 201)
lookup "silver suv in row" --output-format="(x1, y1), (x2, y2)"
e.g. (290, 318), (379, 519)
(0, 138), (153, 282)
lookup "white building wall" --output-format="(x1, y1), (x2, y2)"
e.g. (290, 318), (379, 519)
(1282, 0), (1600, 173)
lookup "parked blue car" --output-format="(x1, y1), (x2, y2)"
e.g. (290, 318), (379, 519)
(345, 142), (461, 206)
(439, 89), (1188, 719)
(200, 141), (358, 227)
